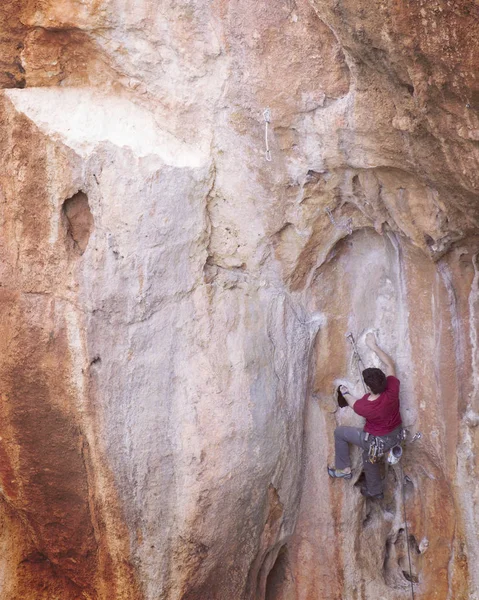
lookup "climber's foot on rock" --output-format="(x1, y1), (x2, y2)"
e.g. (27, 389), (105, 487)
(327, 466), (352, 479)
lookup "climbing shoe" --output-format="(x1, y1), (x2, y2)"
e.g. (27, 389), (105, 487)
(327, 466), (352, 480)
(360, 488), (383, 500)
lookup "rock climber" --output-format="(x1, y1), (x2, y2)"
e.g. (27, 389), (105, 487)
(327, 332), (403, 500)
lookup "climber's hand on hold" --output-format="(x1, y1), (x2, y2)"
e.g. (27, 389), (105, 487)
(365, 332), (396, 377)
(339, 385), (358, 408)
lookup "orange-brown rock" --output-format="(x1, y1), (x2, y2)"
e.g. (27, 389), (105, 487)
(0, 1), (479, 599)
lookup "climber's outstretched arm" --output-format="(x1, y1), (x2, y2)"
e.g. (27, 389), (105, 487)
(365, 333), (396, 377)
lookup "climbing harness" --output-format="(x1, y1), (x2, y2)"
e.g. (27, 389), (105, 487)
(263, 108), (272, 162)
(325, 205), (353, 235)
(345, 332), (367, 393)
(364, 430), (403, 464)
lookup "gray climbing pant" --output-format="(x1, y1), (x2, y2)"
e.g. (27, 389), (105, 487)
(334, 425), (403, 496)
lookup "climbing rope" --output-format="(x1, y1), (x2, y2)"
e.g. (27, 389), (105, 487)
(399, 459), (416, 600)
(263, 108), (272, 162)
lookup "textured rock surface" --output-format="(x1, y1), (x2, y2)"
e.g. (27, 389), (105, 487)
(0, 1), (479, 599)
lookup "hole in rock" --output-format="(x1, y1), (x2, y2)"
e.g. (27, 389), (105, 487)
(392, 528), (420, 584)
(403, 474), (415, 497)
(409, 534), (420, 555)
(395, 527), (405, 543)
(383, 536), (392, 571)
(337, 386), (349, 408)
(403, 570), (419, 584)
(265, 545), (291, 600)
(352, 173), (362, 198)
(362, 507), (373, 527)
(63, 191), (93, 255)
(305, 170), (322, 183)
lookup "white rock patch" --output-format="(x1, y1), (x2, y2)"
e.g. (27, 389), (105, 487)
(5, 88), (208, 168)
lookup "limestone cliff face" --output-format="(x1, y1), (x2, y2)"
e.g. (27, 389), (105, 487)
(0, 1), (478, 599)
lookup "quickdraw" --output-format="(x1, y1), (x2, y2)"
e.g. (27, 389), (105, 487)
(325, 205), (353, 235)
(345, 331), (367, 393)
(263, 108), (272, 162)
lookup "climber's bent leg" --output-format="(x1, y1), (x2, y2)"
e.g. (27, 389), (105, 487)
(334, 426), (366, 470)
(362, 450), (383, 496)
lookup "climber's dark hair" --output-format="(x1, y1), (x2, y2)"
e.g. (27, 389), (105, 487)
(362, 368), (387, 394)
